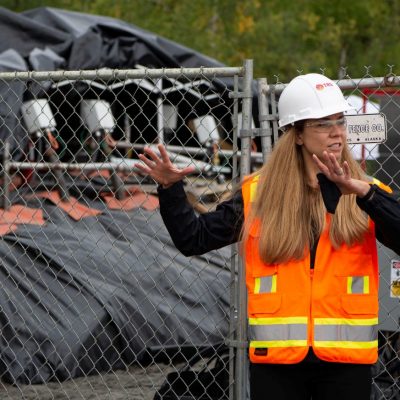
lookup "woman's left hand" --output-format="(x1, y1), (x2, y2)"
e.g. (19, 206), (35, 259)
(312, 151), (370, 197)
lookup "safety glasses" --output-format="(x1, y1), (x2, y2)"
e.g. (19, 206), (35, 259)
(304, 117), (347, 134)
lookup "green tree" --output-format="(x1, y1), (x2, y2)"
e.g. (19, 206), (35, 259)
(3, 0), (400, 81)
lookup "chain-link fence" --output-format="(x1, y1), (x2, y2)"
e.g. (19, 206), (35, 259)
(0, 63), (399, 400)
(0, 62), (255, 400)
(251, 73), (400, 400)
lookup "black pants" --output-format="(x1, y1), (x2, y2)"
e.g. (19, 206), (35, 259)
(250, 361), (372, 400)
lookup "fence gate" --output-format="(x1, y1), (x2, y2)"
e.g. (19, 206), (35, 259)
(0, 62), (255, 399)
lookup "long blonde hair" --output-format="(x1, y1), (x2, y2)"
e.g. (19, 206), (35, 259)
(242, 127), (369, 264)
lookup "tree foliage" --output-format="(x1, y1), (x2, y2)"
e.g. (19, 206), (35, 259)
(2, 0), (399, 80)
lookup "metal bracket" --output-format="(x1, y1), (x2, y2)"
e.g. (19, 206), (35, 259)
(240, 128), (271, 138)
(258, 114), (279, 122)
(224, 339), (248, 349)
(229, 91), (252, 99)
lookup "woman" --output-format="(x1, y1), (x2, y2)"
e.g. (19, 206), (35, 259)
(136, 73), (400, 400)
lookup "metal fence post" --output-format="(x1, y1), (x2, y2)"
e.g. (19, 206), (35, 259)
(235, 59), (253, 400)
(228, 74), (240, 400)
(239, 60), (253, 178)
(257, 78), (273, 162)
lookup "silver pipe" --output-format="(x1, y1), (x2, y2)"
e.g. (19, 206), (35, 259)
(229, 69), (240, 400)
(156, 79), (164, 143)
(270, 86), (280, 143)
(123, 113), (131, 143)
(268, 76), (400, 95)
(257, 78), (273, 162)
(8, 160), (230, 175)
(235, 59), (253, 400)
(239, 60), (253, 177)
(115, 141), (264, 162)
(232, 75), (240, 183)
(8, 162), (136, 172)
(0, 67), (244, 82)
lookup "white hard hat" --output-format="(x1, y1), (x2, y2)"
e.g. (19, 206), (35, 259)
(278, 73), (355, 128)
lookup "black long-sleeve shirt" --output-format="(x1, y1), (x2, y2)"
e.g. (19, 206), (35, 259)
(158, 181), (400, 257)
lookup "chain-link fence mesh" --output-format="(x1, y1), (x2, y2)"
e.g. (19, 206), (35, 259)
(0, 65), (399, 400)
(255, 73), (400, 400)
(0, 64), (255, 400)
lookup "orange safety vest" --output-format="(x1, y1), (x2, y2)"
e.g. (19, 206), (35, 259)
(242, 175), (391, 365)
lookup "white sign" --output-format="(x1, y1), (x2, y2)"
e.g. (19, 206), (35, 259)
(346, 113), (387, 145)
(390, 259), (400, 298)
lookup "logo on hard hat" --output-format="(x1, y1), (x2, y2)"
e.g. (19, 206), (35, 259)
(316, 82), (333, 90)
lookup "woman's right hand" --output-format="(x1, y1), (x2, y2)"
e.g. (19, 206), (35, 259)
(312, 151), (370, 197)
(135, 143), (195, 188)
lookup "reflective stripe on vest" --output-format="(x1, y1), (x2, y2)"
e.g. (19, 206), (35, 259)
(347, 276), (369, 294)
(254, 275), (277, 293)
(314, 317), (378, 349)
(249, 316), (308, 348)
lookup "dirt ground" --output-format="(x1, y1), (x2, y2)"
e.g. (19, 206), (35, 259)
(0, 363), (175, 400)
(1, 361), (399, 399)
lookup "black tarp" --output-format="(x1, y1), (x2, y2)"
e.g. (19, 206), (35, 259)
(0, 7), (225, 70)
(0, 7), (242, 156)
(0, 182), (231, 384)
(0, 7), (234, 384)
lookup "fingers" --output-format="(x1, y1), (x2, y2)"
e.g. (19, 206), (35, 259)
(180, 165), (196, 176)
(143, 144), (173, 167)
(342, 161), (351, 179)
(327, 152), (342, 173)
(136, 144), (195, 183)
(139, 144), (169, 167)
(157, 143), (171, 164)
(320, 152), (336, 173)
(313, 152), (349, 180)
(312, 154), (329, 174)
(135, 161), (152, 175)
(143, 146), (161, 163)
(138, 153), (156, 169)
(326, 152), (348, 178)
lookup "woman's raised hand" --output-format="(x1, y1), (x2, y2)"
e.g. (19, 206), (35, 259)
(136, 143), (195, 188)
(312, 151), (370, 197)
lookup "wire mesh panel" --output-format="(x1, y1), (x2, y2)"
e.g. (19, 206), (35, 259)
(0, 65), (254, 399)
(3, 65), (398, 400)
(256, 72), (400, 400)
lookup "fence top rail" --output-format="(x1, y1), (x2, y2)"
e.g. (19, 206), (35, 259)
(266, 75), (400, 95)
(0, 66), (244, 82)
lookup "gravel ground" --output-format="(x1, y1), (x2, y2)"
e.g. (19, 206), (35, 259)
(2, 362), (398, 399)
(0, 363), (177, 400)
